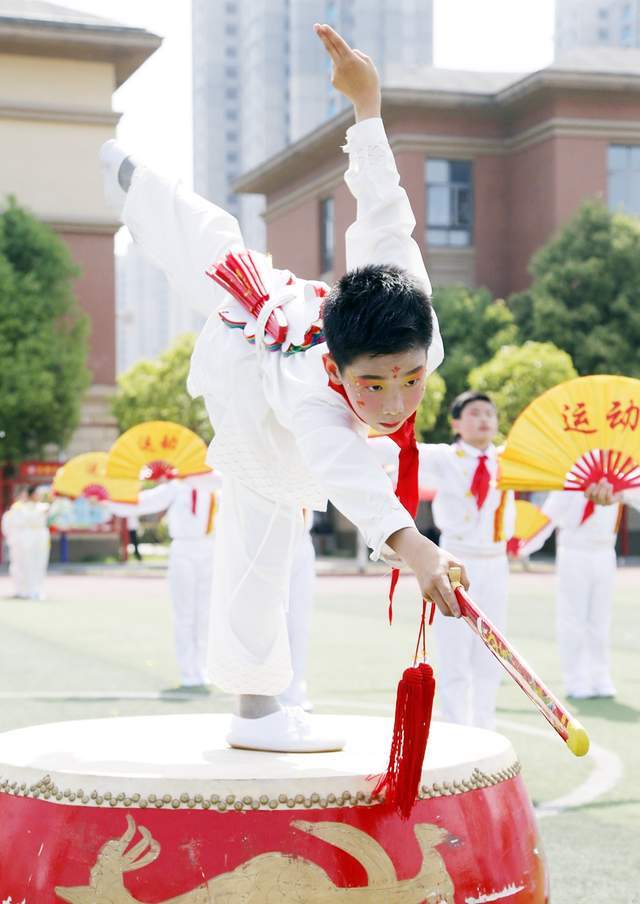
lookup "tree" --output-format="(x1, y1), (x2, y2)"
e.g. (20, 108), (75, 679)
(429, 286), (519, 440)
(112, 333), (213, 442)
(415, 371), (446, 439)
(469, 341), (578, 437)
(509, 200), (640, 377)
(0, 198), (90, 463)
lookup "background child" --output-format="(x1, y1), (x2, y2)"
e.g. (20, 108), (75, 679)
(372, 390), (515, 729)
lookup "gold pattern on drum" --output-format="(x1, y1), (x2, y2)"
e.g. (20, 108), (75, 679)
(55, 814), (456, 903)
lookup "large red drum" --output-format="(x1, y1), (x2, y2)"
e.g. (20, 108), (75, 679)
(0, 714), (549, 903)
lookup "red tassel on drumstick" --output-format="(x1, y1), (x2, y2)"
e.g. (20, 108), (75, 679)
(373, 596), (437, 820)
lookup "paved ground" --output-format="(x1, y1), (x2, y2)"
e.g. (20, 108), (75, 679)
(0, 563), (638, 901)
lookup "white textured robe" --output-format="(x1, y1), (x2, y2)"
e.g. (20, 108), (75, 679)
(121, 117), (443, 694)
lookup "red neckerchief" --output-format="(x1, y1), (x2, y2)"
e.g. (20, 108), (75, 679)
(469, 453), (491, 510)
(327, 377), (419, 622)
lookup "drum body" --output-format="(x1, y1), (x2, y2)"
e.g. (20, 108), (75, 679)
(0, 714), (549, 903)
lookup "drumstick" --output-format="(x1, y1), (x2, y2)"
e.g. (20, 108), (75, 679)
(448, 567), (589, 757)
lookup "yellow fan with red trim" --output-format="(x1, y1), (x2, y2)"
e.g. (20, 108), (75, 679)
(53, 452), (139, 504)
(499, 375), (640, 493)
(513, 500), (550, 542)
(106, 421), (210, 481)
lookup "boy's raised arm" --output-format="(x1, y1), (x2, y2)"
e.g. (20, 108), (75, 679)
(315, 24), (442, 372)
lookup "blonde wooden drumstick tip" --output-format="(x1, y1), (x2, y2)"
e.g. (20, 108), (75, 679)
(566, 720), (590, 757)
(449, 566), (462, 588)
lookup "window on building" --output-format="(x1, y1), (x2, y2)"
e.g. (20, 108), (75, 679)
(226, 131), (238, 142)
(225, 87), (238, 99)
(226, 46), (237, 58)
(425, 158), (473, 247)
(225, 66), (238, 78)
(225, 23), (237, 36)
(598, 27), (610, 40)
(320, 197), (335, 273)
(226, 152), (238, 165)
(598, 6), (609, 18)
(608, 144), (640, 215)
(621, 23), (633, 43)
(622, 3), (632, 21)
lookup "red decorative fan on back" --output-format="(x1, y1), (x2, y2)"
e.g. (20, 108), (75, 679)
(206, 250), (288, 346)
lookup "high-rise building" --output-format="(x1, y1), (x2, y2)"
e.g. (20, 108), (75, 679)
(555, 0), (640, 54)
(116, 242), (204, 375)
(192, 0), (434, 248)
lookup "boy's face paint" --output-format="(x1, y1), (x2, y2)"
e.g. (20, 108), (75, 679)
(451, 400), (499, 449)
(324, 348), (428, 435)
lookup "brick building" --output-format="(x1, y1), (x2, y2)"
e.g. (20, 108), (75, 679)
(235, 49), (640, 300)
(0, 1), (160, 454)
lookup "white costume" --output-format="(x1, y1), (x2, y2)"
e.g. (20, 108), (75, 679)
(521, 490), (640, 698)
(120, 117), (443, 697)
(113, 474), (221, 687)
(1, 500), (50, 600)
(372, 438), (515, 730)
(281, 511), (316, 709)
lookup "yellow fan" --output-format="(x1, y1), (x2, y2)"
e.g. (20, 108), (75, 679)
(106, 421), (210, 481)
(499, 375), (640, 492)
(53, 452), (139, 504)
(513, 500), (550, 542)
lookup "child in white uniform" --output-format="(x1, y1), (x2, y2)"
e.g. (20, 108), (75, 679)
(373, 391), (515, 729)
(521, 485), (640, 699)
(100, 25), (469, 752)
(112, 473), (221, 693)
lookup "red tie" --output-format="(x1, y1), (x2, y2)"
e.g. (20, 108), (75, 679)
(470, 455), (491, 510)
(191, 488), (197, 515)
(327, 377), (419, 621)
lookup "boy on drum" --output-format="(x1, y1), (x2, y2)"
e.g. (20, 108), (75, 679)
(99, 24), (469, 753)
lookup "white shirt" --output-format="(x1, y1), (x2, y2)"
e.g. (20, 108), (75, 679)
(371, 438), (515, 557)
(110, 474), (221, 542)
(521, 489), (640, 554)
(123, 117), (443, 560)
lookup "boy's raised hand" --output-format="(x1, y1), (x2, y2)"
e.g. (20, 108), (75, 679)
(314, 23), (381, 122)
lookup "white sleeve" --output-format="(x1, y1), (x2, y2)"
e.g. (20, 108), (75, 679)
(342, 117), (443, 375)
(418, 443), (450, 489)
(136, 483), (179, 516)
(519, 518), (555, 558)
(122, 167), (245, 318)
(296, 401), (414, 559)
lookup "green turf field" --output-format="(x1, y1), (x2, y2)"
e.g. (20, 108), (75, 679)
(0, 564), (638, 901)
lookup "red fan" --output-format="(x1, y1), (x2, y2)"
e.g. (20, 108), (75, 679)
(206, 250), (288, 346)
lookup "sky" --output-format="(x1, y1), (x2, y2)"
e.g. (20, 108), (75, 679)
(64, 0), (556, 182)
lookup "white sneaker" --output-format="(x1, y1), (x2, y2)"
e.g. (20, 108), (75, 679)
(99, 139), (131, 218)
(227, 707), (345, 753)
(279, 682), (313, 712)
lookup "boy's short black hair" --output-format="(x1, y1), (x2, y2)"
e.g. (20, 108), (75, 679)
(450, 390), (495, 420)
(322, 264), (433, 370)
(26, 485), (37, 498)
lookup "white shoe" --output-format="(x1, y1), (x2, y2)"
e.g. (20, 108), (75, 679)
(99, 139), (131, 218)
(227, 708), (345, 753)
(279, 682), (313, 712)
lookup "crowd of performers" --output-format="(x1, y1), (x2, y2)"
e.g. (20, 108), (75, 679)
(2, 24), (637, 748)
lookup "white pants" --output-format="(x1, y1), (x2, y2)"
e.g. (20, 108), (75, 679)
(8, 530), (49, 599)
(556, 545), (616, 696)
(168, 537), (215, 686)
(207, 474), (303, 695)
(434, 551), (508, 730)
(283, 529), (316, 701)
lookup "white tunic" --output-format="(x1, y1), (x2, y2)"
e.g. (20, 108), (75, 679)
(122, 117), (443, 560)
(370, 438), (515, 557)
